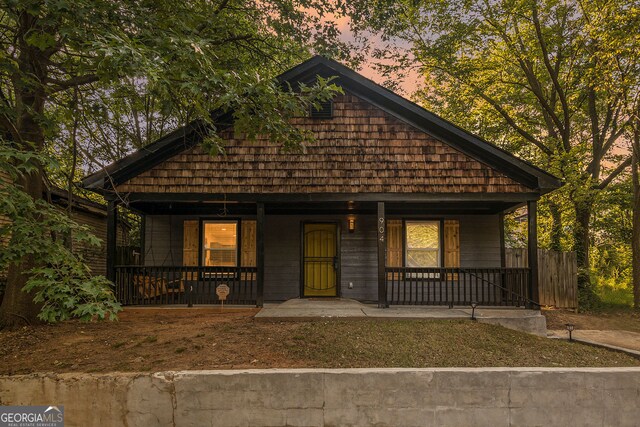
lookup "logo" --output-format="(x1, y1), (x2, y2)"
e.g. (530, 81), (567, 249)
(0, 405), (64, 427)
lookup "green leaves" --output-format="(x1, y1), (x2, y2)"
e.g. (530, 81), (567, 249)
(1, 0), (355, 322)
(0, 142), (121, 322)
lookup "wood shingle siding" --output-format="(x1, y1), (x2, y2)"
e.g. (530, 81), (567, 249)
(116, 93), (531, 195)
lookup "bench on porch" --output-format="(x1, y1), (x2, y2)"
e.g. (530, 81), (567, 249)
(134, 275), (185, 299)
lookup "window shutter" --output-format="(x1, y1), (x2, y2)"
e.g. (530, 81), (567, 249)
(241, 220), (257, 267)
(183, 220), (199, 266)
(386, 220), (403, 267)
(444, 220), (460, 268)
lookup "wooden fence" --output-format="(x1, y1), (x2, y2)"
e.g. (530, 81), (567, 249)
(505, 248), (578, 308)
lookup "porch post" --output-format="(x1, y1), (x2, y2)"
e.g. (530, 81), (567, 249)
(527, 200), (539, 308)
(377, 201), (387, 308)
(139, 214), (146, 265)
(256, 202), (265, 308)
(106, 198), (118, 284)
(499, 212), (506, 268)
(499, 211), (507, 303)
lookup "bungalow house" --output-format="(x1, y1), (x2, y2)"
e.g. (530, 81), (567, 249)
(81, 56), (561, 308)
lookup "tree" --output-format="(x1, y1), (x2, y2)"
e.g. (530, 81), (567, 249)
(633, 124), (640, 308)
(348, 0), (637, 301)
(0, 0), (348, 325)
(0, 144), (121, 322)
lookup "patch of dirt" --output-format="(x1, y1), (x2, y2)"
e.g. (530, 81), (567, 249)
(543, 308), (640, 333)
(0, 308), (303, 374)
(0, 308), (638, 374)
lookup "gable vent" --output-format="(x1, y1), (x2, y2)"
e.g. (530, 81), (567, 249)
(310, 100), (333, 119)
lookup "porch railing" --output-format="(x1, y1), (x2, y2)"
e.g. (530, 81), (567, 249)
(384, 267), (530, 307)
(114, 266), (258, 306)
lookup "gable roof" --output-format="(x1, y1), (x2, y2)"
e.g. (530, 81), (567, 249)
(81, 56), (561, 194)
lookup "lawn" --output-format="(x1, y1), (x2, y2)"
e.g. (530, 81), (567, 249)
(544, 307), (640, 333)
(0, 308), (638, 375)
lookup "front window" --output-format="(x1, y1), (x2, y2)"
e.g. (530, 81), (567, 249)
(405, 221), (441, 267)
(202, 221), (238, 266)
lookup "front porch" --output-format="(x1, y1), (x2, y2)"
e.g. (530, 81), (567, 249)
(114, 265), (531, 308)
(107, 197), (541, 309)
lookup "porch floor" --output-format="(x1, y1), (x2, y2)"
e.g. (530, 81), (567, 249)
(255, 298), (547, 336)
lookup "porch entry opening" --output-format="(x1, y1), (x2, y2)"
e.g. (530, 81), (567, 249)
(303, 223), (338, 297)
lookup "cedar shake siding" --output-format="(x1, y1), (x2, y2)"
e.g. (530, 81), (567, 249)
(116, 93), (531, 195)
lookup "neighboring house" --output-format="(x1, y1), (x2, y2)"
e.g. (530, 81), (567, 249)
(46, 187), (132, 276)
(81, 56), (561, 308)
(0, 183), (129, 293)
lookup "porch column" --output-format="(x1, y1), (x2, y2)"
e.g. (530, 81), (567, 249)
(106, 198), (118, 284)
(256, 202), (265, 307)
(499, 212), (506, 268)
(377, 201), (387, 308)
(527, 200), (539, 308)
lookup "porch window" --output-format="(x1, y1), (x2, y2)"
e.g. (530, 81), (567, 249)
(405, 221), (441, 267)
(202, 221), (238, 267)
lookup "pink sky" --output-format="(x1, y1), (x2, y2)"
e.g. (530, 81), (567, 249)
(331, 14), (421, 96)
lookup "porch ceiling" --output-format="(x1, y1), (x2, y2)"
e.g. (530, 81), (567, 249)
(125, 199), (523, 216)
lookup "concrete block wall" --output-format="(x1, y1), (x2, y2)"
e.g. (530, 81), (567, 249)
(1, 368), (639, 426)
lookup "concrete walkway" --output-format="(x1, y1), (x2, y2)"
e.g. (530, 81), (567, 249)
(548, 329), (640, 356)
(255, 298), (547, 336)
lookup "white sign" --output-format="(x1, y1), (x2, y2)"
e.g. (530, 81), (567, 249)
(216, 284), (230, 301)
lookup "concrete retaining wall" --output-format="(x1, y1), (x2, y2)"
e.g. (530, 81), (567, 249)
(1, 368), (639, 426)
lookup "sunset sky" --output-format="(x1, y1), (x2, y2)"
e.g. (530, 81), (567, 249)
(332, 14), (421, 96)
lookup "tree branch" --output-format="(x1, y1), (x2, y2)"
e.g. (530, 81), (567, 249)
(45, 74), (100, 93)
(495, 16), (567, 144)
(532, 3), (571, 148)
(597, 157), (632, 190)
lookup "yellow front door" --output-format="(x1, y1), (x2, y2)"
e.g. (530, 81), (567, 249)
(303, 223), (338, 297)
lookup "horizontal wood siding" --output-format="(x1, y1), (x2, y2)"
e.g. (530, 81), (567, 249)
(340, 215), (378, 301)
(263, 216), (300, 301)
(140, 213), (502, 302)
(117, 93), (531, 195)
(144, 216), (183, 266)
(71, 209), (108, 276)
(459, 215), (501, 268)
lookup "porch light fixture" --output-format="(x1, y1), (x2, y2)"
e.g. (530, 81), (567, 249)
(348, 217), (356, 233)
(565, 323), (575, 341)
(470, 302), (478, 320)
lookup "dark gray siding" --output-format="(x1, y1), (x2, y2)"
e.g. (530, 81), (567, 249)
(263, 216), (301, 300)
(340, 215), (378, 301)
(142, 213), (501, 302)
(459, 215), (501, 268)
(144, 215), (184, 266)
(263, 214), (379, 302)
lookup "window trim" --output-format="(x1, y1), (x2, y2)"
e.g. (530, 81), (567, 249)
(402, 219), (445, 268)
(198, 218), (241, 268)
